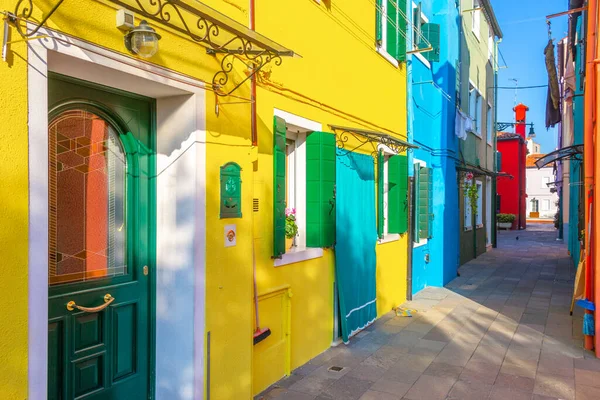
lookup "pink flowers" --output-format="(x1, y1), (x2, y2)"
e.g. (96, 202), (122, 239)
(285, 208), (296, 217)
(466, 172), (474, 181)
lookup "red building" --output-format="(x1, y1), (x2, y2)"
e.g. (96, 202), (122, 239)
(497, 104), (529, 230)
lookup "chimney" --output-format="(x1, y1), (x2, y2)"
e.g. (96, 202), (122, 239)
(513, 103), (529, 138)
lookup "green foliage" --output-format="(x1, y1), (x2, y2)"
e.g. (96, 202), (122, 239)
(497, 213), (516, 223)
(285, 208), (298, 239)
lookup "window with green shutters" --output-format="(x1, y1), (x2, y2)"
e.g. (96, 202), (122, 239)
(420, 23), (441, 62)
(306, 132), (336, 248)
(375, 0), (407, 62)
(387, 155), (409, 234)
(273, 116), (287, 258)
(378, 153), (409, 238)
(413, 163), (433, 241)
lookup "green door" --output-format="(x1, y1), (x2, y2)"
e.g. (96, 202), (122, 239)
(47, 74), (155, 400)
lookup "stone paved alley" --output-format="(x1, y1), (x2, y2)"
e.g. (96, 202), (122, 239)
(258, 224), (600, 400)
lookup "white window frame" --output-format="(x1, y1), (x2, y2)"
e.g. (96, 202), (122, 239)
(413, 158), (428, 248)
(273, 109), (324, 267)
(377, 0), (400, 67)
(486, 102), (493, 145)
(475, 180), (483, 228)
(488, 32), (494, 63)
(542, 176), (550, 188)
(542, 199), (550, 211)
(412, 2), (431, 69)
(472, 0), (481, 41)
(379, 146), (401, 244)
(464, 178), (473, 231)
(469, 82), (482, 137)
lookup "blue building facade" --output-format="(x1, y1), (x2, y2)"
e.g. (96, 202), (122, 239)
(407, 0), (460, 293)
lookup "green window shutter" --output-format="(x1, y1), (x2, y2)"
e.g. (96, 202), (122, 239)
(388, 155), (408, 234)
(377, 151), (384, 239)
(396, 0), (408, 61)
(306, 131), (336, 248)
(427, 167), (433, 239)
(418, 167), (430, 239)
(386, 0), (398, 59)
(413, 164), (420, 242)
(421, 23), (440, 62)
(273, 116), (286, 258)
(376, 0), (383, 43)
(413, 2), (421, 50)
(496, 151), (502, 172)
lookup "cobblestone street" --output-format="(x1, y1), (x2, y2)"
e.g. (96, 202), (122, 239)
(259, 224), (600, 400)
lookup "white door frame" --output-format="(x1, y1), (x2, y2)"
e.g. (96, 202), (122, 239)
(27, 27), (207, 399)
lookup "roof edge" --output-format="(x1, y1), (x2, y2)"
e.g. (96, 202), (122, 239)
(480, 0), (503, 39)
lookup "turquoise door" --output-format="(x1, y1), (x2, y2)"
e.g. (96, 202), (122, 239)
(47, 74), (155, 399)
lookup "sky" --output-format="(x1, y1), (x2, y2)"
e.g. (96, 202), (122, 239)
(492, 0), (569, 154)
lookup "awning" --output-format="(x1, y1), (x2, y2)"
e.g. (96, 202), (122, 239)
(329, 125), (418, 156)
(106, 0), (297, 95)
(457, 165), (495, 177)
(535, 144), (583, 169)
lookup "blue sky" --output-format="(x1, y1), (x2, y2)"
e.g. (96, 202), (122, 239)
(492, 0), (569, 153)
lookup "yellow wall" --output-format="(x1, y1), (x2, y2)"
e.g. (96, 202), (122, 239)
(0, 0), (29, 395)
(0, 0), (408, 398)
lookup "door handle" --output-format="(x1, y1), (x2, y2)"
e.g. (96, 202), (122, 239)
(66, 294), (114, 312)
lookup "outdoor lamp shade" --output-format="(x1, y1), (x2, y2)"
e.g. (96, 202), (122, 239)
(125, 20), (161, 58)
(528, 125), (536, 138)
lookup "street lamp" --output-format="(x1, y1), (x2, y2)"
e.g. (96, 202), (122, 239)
(124, 20), (161, 58)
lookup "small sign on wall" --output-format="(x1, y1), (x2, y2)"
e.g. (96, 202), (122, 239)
(225, 224), (237, 247)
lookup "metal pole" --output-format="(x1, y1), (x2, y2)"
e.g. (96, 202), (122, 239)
(407, 177), (414, 301)
(492, 37), (501, 248)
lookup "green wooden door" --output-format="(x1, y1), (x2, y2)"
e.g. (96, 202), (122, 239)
(47, 74), (155, 400)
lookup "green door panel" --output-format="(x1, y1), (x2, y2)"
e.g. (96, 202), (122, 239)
(47, 73), (155, 400)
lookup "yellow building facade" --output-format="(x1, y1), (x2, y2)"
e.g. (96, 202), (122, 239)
(0, 0), (409, 398)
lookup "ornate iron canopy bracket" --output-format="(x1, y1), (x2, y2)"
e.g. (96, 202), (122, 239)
(107, 0), (296, 96)
(9, 0), (66, 37)
(329, 125), (418, 158)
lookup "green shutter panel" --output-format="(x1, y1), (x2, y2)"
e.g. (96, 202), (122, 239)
(418, 167), (429, 239)
(388, 155), (408, 234)
(273, 116), (286, 258)
(377, 151), (384, 239)
(413, 164), (420, 242)
(496, 151), (502, 172)
(421, 23), (440, 62)
(427, 167), (433, 239)
(413, 2), (421, 51)
(386, 0), (398, 59)
(376, 0), (383, 43)
(306, 131), (336, 248)
(396, 0), (407, 61)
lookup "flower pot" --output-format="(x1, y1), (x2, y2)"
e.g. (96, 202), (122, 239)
(286, 237), (294, 250)
(497, 222), (512, 230)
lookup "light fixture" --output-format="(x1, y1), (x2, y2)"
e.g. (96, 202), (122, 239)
(124, 20), (161, 58)
(528, 125), (536, 138)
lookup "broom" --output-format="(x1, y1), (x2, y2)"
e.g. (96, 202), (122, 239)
(252, 240), (271, 345)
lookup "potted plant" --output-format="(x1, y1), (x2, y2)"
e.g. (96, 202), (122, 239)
(497, 213), (516, 230)
(285, 208), (298, 249)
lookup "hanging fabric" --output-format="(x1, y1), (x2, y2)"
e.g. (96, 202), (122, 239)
(335, 149), (377, 343)
(545, 38), (560, 110)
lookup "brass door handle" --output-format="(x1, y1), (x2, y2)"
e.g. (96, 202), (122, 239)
(66, 294), (114, 312)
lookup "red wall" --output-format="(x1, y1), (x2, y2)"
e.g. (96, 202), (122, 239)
(497, 138), (527, 229)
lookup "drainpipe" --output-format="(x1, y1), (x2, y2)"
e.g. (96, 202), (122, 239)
(249, 0), (257, 146)
(406, 0), (415, 300)
(583, 0), (597, 353)
(492, 37), (502, 248)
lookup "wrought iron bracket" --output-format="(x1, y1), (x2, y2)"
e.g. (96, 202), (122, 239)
(330, 125), (418, 158)
(10, 0), (66, 38)
(496, 121), (534, 132)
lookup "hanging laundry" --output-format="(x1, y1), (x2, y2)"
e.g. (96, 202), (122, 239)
(545, 39), (560, 110)
(455, 109), (468, 140)
(546, 82), (561, 128)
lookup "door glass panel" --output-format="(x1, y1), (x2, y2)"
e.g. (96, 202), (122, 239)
(48, 110), (127, 286)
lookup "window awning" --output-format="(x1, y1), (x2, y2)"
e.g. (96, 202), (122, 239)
(106, 0), (298, 95)
(329, 125), (418, 156)
(534, 144), (583, 169)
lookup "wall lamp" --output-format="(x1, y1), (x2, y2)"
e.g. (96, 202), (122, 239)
(124, 20), (161, 58)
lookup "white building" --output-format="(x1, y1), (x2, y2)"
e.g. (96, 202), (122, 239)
(526, 154), (559, 219)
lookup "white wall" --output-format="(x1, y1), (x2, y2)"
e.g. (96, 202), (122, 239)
(526, 166), (559, 218)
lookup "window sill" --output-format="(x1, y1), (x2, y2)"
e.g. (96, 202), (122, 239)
(476, 224), (484, 229)
(376, 47), (399, 68)
(468, 129), (483, 138)
(378, 233), (401, 245)
(274, 247), (324, 267)
(464, 226), (473, 232)
(413, 238), (428, 248)
(413, 51), (431, 69)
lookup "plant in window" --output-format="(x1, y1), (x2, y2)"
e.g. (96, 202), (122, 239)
(285, 208), (298, 240)
(463, 172), (479, 214)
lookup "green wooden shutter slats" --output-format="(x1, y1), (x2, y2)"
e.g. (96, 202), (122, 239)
(273, 116), (286, 258)
(388, 154), (408, 234)
(427, 167), (433, 238)
(413, 163), (420, 242)
(386, 0), (399, 59)
(377, 151), (384, 239)
(421, 23), (441, 62)
(496, 151), (502, 172)
(306, 132), (336, 248)
(396, 0), (407, 61)
(418, 166), (430, 239)
(376, 0), (383, 43)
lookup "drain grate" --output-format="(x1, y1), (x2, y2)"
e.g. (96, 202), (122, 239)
(328, 366), (344, 372)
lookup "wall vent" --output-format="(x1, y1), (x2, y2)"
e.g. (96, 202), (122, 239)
(253, 198), (259, 212)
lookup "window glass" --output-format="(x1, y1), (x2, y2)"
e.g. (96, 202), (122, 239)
(476, 181), (483, 226)
(472, 0), (481, 39)
(48, 110), (127, 285)
(464, 178), (473, 229)
(542, 199), (550, 211)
